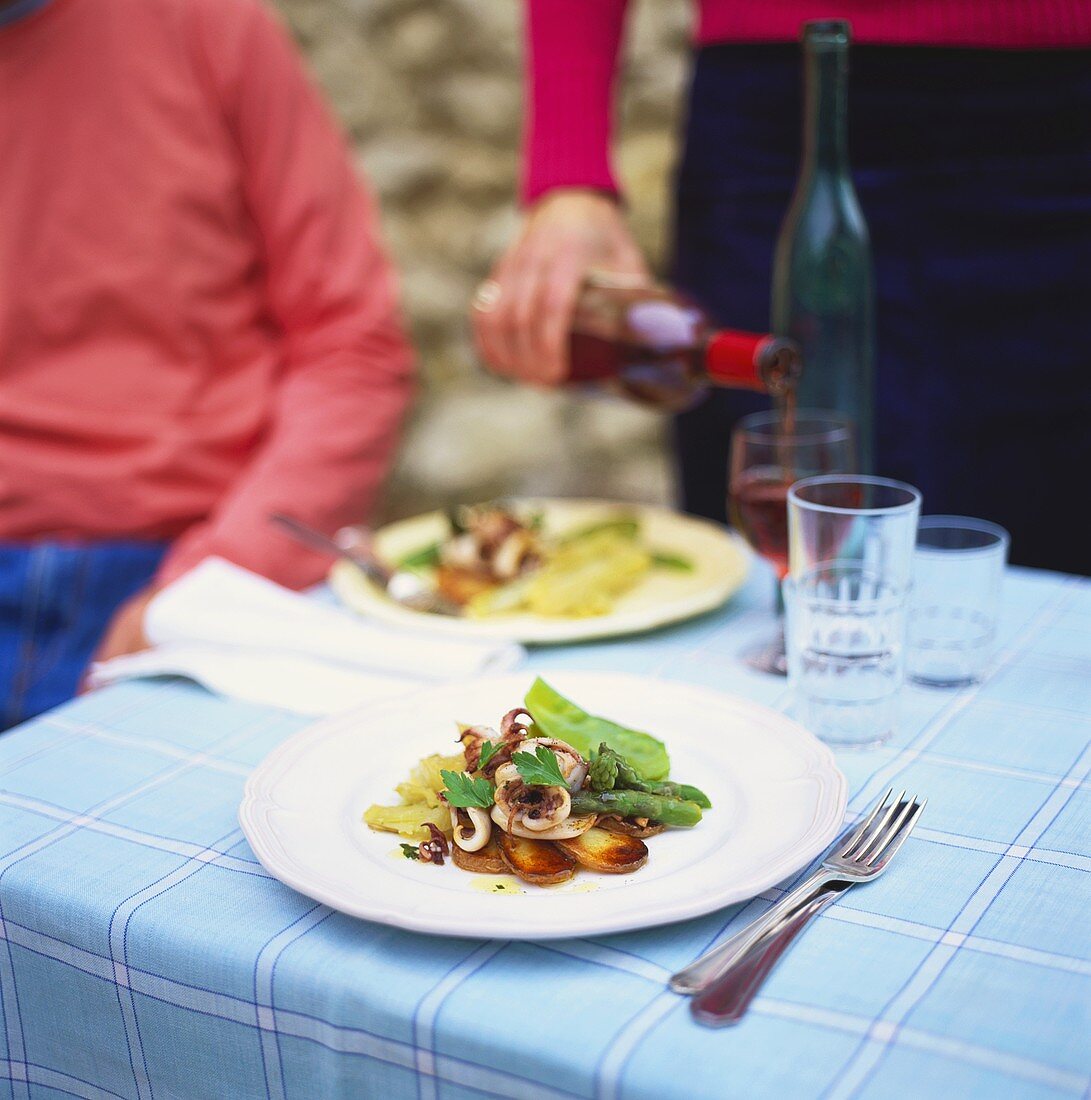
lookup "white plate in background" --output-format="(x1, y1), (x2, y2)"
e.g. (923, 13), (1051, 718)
(329, 499), (750, 644)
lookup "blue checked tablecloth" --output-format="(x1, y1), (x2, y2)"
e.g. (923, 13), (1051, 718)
(0, 565), (1087, 1100)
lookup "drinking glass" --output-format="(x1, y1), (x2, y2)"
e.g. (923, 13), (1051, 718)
(784, 565), (909, 748)
(787, 475), (922, 589)
(728, 411), (855, 674)
(908, 516), (1009, 687)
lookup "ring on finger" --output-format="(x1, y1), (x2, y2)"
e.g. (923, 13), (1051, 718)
(472, 279), (503, 313)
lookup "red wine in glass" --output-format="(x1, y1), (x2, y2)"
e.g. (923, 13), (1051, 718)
(730, 469), (791, 578)
(728, 411), (856, 674)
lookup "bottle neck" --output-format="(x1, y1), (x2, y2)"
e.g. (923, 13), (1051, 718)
(801, 32), (850, 174)
(704, 329), (801, 395)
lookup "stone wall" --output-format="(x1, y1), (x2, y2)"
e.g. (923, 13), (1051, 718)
(272, 0), (692, 521)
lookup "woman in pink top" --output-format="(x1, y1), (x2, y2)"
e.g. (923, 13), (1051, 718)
(0, 0), (414, 725)
(474, 1), (1091, 576)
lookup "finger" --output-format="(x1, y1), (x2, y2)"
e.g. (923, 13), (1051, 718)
(496, 260), (550, 384)
(87, 595), (150, 667)
(476, 304), (522, 379)
(471, 276), (510, 375)
(77, 639), (109, 695)
(532, 252), (590, 384)
(472, 249), (524, 378)
(504, 264), (549, 383)
(611, 239), (652, 280)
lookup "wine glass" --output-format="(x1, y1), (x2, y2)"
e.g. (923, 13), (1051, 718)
(729, 410), (856, 674)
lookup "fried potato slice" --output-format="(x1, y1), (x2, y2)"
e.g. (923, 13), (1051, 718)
(451, 836), (506, 875)
(496, 832), (577, 886)
(435, 565), (496, 606)
(553, 826), (649, 874)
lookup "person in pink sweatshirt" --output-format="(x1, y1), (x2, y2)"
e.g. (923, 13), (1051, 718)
(0, 0), (415, 726)
(474, 1), (1091, 577)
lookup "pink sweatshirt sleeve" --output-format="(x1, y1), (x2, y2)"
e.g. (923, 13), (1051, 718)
(157, 0), (415, 590)
(522, 0), (631, 204)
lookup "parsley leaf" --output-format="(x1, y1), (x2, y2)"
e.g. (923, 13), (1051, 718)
(477, 740), (500, 771)
(399, 843), (420, 861)
(441, 769), (495, 809)
(512, 745), (567, 787)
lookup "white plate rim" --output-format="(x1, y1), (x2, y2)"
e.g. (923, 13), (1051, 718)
(327, 498), (752, 645)
(239, 673), (847, 940)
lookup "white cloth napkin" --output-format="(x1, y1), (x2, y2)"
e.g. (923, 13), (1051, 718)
(89, 557), (524, 715)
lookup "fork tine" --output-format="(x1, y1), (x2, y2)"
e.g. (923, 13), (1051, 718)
(844, 789), (900, 860)
(861, 796), (914, 865)
(867, 798), (925, 868)
(838, 788), (894, 858)
(853, 789), (907, 861)
(840, 792), (897, 858)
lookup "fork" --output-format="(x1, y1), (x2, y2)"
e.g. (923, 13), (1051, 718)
(671, 789), (926, 995)
(691, 882), (849, 1027)
(270, 513), (461, 616)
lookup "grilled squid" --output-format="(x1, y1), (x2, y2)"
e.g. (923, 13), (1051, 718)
(499, 708), (532, 741)
(449, 805), (493, 852)
(459, 724), (499, 773)
(439, 532), (481, 571)
(438, 506), (540, 579)
(493, 775), (571, 833)
(491, 529), (540, 580)
(490, 736), (593, 840)
(489, 800), (595, 841)
(521, 737), (589, 792)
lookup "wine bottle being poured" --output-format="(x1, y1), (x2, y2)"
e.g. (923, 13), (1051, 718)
(566, 271), (802, 414)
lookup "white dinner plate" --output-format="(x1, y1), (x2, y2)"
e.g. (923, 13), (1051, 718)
(328, 498), (751, 644)
(239, 672), (846, 940)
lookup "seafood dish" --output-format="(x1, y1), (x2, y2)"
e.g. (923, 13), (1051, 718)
(388, 501), (693, 619)
(364, 678), (711, 886)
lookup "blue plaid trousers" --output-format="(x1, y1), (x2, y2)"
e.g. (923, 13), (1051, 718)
(0, 541), (165, 730)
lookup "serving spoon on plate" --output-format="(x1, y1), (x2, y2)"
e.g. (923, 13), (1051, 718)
(270, 513), (461, 616)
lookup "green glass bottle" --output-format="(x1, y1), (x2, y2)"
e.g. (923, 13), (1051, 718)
(772, 19), (875, 471)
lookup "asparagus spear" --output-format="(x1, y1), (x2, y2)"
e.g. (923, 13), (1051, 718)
(588, 750), (620, 792)
(589, 745), (712, 808)
(569, 789), (703, 828)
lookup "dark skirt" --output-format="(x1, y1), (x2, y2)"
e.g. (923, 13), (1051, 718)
(671, 45), (1091, 575)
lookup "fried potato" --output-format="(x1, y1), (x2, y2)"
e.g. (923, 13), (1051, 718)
(451, 836), (506, 875)
(553, 826), (649, 874)
(497, 832), (577, 886)
(435, 564), (496, 606)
